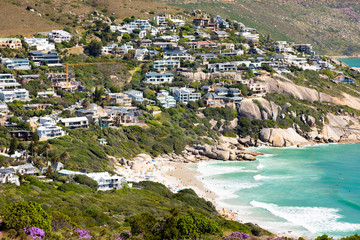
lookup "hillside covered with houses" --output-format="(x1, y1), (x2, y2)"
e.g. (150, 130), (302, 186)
(0, 7), (360, 240)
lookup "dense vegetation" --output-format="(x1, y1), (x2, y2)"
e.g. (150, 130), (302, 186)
(0, 178), (270, 239)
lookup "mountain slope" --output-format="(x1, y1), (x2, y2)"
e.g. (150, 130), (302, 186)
(0, 1), (60, 37)
(0, 0), (182, 37)
(160, 0), (360, 55)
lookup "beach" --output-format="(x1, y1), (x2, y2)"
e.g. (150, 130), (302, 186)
(114, 142), (360, 238)
(114, 153), (303, 237)
(114, 154), (241, 222)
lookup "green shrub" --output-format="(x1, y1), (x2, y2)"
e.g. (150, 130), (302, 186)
(74, 175), (98, 191)
(58, 183), (93, 193)
(133, 181), (173, 198)
(2, 201), (52, 232)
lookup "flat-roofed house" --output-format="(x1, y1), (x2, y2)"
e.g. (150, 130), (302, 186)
(106, 93), (132, 106)
(3, 59), (31, 70)
(0, 74), (20, 89)
(0, 89), (29, 102)
(47, 30), (72, 43)
(86, 172), (127, 191)
(144, 72), (174, 84)
(0, 169), (20, 185)
(58, 117), (89, 129)
(29, 51), (61, 66)
(153, 59), (180, 71)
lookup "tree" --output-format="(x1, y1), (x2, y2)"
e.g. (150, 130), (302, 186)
(60, 152), (70, 165)
(84, 40), (102, 57)
(245, 69), (255, 79)
(82, 99), (91, 109)
(2, 201), (52, 232)
(94, 87), (103, 103)
(261, 64), (275, 73)
(8, 136), (18, 156)
(44, 143), (52, 165)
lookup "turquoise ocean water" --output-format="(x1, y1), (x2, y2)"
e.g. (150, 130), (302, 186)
(191, 144), (360, 238)
(337, 58), (360, 68)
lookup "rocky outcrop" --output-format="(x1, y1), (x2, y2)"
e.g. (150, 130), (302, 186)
(259, 74), (360, 111)
(259, 128), (309, 147)
(181, 141), (261, 162)
(237, 98), (279, 121)
(121, 137), (263, 168)
(179, 71), (242, 81)
(321, 113), (360, 142)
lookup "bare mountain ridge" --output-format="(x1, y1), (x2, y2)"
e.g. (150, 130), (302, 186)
(0, 0), (181, 37)
(161, 0), (360, 55)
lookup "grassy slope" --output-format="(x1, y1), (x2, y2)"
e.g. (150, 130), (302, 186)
(0, 0), (60, 37)
(161, 0), (360, 55)
(0, 0), (182, 37)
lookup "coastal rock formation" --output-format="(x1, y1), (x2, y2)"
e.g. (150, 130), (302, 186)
(237, 98), (279, 121)
(180, 143), (262, 162)
(259, 128), (309, 147)
(123, 137), (263, 168)
(261, 74), (360, 111)
(179, 71), (242, 81)
(321, 113), (360, 142)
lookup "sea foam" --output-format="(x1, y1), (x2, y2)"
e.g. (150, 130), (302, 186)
(250, 201), (360, 233)
(196, 161), (257, 177)
(253, 174), (292, 181)
(201, 179), (262, 200)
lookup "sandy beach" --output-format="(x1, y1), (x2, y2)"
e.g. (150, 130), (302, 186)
(114, 155), (240, 221)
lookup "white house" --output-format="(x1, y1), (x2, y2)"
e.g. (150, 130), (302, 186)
(150, 16), (167, 27)
(163, 48), (193, 61)
(37, 89), (58, 98)
(102, 44), (133, 55)
(173, 87), (201, 104)
(86, 172), (127, 191)
(47, 30), (72, 43)
(12, 164), (39, 176)
(208, 62), (237, 72)
(125, 90), (144, 102)
(37, 117), (65, 139)
(3, 58), (31, 70)
(157, 35), (180, 42)
(144, 72), (174, 84)
(171, 18), (185, 27)
(0, 102), (8, 114)
(0, 168), (20, 185)
(157, 90), (176, 108)
(134, 48), (148, 60)
(24, 38), (56, 51)
(153, 59), (180, 71)
(58, 117), (89, 129)
(37, 124), (65, 139)
(0, 74), (20, 89)
(121, 19), (159, 36)
(57, 170), (127, 191)
(0, 89), (29, 102)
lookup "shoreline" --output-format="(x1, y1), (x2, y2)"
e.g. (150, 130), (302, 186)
(114, 141), (360, 238)
(327, 55), (360, 69)
(330, 55), (360, 59)
(328, 54), (360, 59)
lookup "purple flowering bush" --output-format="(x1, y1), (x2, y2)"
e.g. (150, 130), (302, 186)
(76, 228), (92, 239)
(24, 227), (45, 240)
(224, 232), (250, 240)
